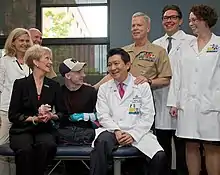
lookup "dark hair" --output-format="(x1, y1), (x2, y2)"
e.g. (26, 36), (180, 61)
(190, 4), (218, 28)
(107, 48), (131, 71)
(162, 5), (183, 19)
(107, 48), (130, 64)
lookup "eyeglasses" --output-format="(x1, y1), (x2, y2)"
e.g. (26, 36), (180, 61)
(162, 15), (180, 21)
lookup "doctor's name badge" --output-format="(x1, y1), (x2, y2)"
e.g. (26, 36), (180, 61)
(128, 95), (141, 114)
(206, 44), (219, 52)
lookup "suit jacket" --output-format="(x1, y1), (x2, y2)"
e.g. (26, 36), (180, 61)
(8, 74), (67, 134)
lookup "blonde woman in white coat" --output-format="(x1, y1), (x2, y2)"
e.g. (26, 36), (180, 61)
(0, 28), (32, 145)
(153, 5), (195, 175)
(168, 5), (220, 175)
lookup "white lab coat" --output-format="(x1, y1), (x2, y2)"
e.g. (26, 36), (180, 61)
(0, 56), (30, 111)
(153, 30), (195, 130)
(93, 74), (163, 159)
(167, 33), (220, 141)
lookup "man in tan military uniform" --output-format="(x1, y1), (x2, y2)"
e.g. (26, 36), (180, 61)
(123, 12), (171, 87)
(94, 12), (171, 89)
(123, 42), (171, 84)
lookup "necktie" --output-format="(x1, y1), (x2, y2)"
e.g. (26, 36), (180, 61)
(167, 37), (172, 53)
(118, 83), (125, 98)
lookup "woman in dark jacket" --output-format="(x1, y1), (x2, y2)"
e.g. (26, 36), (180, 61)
(8, 44), (66, 175)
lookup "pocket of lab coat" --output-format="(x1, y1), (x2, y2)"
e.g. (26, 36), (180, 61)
(201, 90), (220, 113)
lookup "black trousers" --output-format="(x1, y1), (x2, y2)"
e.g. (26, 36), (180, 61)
(90, 131), (169, 175)
(10, 132), (57, 175)
(156, 129), (188, 175)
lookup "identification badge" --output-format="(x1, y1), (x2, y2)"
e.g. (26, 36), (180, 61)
(206, 44), (219, 52)
(128, 95), (141, 114)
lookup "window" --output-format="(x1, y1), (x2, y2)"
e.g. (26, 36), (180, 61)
(41, 0), (109, 76)
(42, 6), (107, 38)
(41, 0), (107, 5)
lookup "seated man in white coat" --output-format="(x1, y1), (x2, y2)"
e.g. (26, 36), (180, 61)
(90, 48), (169, 175)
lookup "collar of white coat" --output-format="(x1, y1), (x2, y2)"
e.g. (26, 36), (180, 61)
(109, 73), (138, 89)
(2, 55), (26, 65)
(189, 33), (218, 47)
(164, 30), (186, 41)
(114, 72), (131, 87)
(1, 55), (17, 62)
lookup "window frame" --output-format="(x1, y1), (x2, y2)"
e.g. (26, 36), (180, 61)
(39, 1), (110, 46)
(0, 0), (110, 47)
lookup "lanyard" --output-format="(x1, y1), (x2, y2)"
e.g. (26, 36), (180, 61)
(15, 60), (31, 76)
(16, 60), (23, 70)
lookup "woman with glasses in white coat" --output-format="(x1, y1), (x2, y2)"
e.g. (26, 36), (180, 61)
(168, 4), (220, 175)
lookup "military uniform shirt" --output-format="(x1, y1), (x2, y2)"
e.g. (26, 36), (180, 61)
(123, 41), (172, 79)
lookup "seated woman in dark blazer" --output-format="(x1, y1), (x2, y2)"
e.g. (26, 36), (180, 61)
(8, 44), (66, 175)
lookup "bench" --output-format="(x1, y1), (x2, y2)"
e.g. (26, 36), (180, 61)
(0, 144), (143, 175)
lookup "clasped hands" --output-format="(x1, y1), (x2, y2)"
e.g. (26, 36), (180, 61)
(169, 106), (178, 118)
(114, 130), (134, 146)
(35, 104), (57, 123)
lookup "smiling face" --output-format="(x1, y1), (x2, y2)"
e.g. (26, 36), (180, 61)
(107, 54), (131, 82)
(162, 10), (183, 36)
(13, 34), (31, 54)
(189, 12), (207, 36)
(131, 16), (149, 41)
(34, 50), (53, 73)
(29, 29), (42, 45)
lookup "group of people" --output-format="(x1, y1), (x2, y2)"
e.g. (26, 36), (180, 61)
(0, 3), (219, 175)
(94, 3), (220, 175)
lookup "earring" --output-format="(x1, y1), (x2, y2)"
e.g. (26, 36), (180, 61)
(36, 64), (39, 67)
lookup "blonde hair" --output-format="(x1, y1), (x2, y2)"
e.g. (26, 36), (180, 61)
(4, 28), (33, 57)
(24, 45), (52, 70)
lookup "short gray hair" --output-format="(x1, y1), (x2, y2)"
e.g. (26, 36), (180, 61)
(132, 12), (151, 24)
(25, 45), (52, 70)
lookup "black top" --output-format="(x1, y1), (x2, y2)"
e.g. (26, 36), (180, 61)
(8, 74), (67, 134)
(59, 84), (97, 128)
